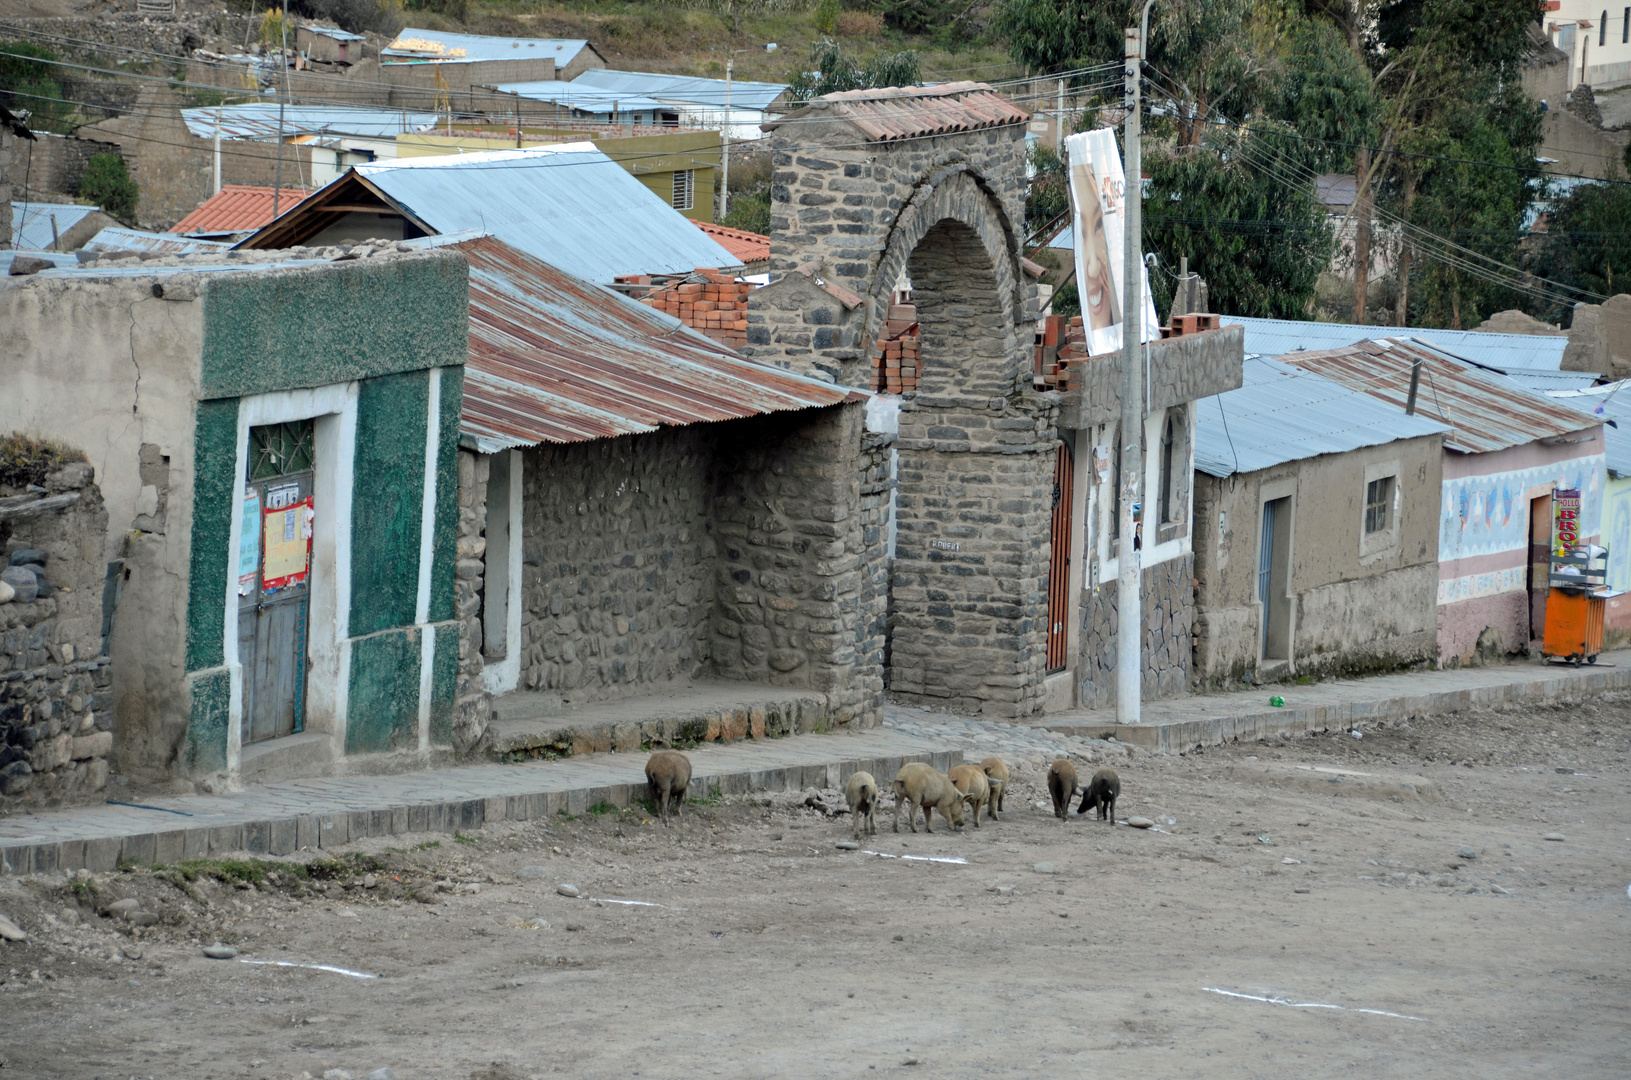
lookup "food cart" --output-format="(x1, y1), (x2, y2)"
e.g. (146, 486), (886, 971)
(1541, 488), (1608, 665)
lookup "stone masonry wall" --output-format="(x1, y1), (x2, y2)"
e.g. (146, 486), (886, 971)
(453, 450), (492, 753)
(1, 461), (114, 808)
(517, 427), (717, 705)
(1077, 553), (1195, 708)
(6, 132), (126, 207)
(712, 403), (886, 728)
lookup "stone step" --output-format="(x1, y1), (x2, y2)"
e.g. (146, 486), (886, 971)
(487, 680), (836, 761)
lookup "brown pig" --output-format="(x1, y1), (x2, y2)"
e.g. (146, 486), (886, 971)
(947, 764), (990, 828)
(892, 762), (966, 834)
(980, 756), (1009, 821)
(644, 750), (692, 824)
(845, 770), (879, 839)
(1047, 758), (1078, 820)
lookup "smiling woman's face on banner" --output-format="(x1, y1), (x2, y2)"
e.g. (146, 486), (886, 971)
(1070, 159), (1120, 331)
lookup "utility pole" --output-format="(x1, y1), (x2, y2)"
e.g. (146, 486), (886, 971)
(1055, 77), (1064, 154)
(271, 0), (289, 223)
(212, 106), (222, 195)
(719, 56), (733, 221)
(1116, 4), (1152, 724)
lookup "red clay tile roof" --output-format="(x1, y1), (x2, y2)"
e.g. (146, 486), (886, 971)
(764, 82), (1029, 142)
(172, 185), (313, 235)
(692, 220), (770, 264)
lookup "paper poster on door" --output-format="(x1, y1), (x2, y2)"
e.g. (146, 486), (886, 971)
(238, 490), (261, 595)
(262, 498), (314, 593)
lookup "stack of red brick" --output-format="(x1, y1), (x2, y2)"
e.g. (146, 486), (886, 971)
(1032, 311), (1223, 390)
(630, 268), (753, 349)
(870, 302), (921, 393)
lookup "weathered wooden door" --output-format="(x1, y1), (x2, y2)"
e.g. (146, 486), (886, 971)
(1528, 493), (1553, 642)
(1046, 442), (1074, 673)
(237, 421), (315, 745)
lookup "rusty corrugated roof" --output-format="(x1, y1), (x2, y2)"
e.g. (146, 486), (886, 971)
(1280, 338), (1598, 455)
(692, 220), (769, 264)
(444, 234), (863, 450)
(764, 82), (1028, 142)
(173, 186), (312, 236)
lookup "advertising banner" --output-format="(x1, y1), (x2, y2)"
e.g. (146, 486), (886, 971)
(1065, 128), (1161, 358)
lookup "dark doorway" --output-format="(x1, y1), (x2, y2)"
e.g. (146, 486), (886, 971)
(1046, 440), (1074, 673)
(1529, 493), (1553, 642)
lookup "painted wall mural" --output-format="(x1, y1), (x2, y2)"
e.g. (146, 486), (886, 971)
(1439, 457), (1604, 564)
(1604, 479), (1631, 593)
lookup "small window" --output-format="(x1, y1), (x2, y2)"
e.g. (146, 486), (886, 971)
(1623, 7), (1628, 43)
(1602, 11), (1609, 45)
(1364, 476), (1394, 535)
(672, 169), (695, 211)
(1159, 412), (1178, 524)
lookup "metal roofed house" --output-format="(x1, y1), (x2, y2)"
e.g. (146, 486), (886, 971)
(1219, 315), (1571, 371)
(11, 201), (120, 252)
(239, 145), (740, 283)
(1548, 381), (1631, 592)
(402, 232), (890, 753)
(171, 186), (313, 241)
(571, 68), (792, 140)
(488, 82), (679, 126)
(1, 242), (470, 794)
(381, 29), (605, 81)
(1282, 337), (1606, 664)
(296, 24), (365, 65)
(82, 227), (233, 255)
(1191, 356), (1450, 686)
(181, 104), (442, 187)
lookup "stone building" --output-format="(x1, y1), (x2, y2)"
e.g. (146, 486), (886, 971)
(745, 83), (1243, 715)
(0, 242), (467, 793)
(1190, 357), (1448, 687)
(430, 235), (884, 756)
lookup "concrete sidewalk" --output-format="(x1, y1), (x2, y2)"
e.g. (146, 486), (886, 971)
(0, 728), (961, 877)
(1029, 651), (1631, 752)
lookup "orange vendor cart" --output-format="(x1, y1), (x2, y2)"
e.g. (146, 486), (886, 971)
(1543, 547), (1608, 666)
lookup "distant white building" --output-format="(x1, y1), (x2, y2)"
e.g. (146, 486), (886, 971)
(1549, 2), (1631, 88)
(570, 69), (792, 140)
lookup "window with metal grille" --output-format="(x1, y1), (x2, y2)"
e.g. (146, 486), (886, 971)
(1364, 476), (1393, 535)
(248, 420), (315, 481)
(672, 169), (695, 211)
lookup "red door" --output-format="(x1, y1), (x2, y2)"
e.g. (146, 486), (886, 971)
(1047, 444), (1074, 673)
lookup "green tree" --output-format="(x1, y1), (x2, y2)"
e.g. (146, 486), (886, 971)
(1529, 182), (1631, 312)
(787, 38), (922, 102)
(0, 40), (72, 134)
(1143, 127), (1335, 319)
(78, 154), (139, 223)
(990, 0), (1122, 79)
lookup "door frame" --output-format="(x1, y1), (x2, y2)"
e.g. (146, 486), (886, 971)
(481, 448), (525, 696)
(222, 383), (358, 775)
(1257, 479), (1297, 667)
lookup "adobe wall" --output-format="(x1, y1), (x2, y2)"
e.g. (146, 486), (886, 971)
(5, 132), (126, 206)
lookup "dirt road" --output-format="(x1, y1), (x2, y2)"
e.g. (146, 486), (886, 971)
(3, 695), (1628, 1079)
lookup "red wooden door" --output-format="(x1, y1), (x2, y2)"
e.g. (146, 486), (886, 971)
(1047, 444), (1074, 673)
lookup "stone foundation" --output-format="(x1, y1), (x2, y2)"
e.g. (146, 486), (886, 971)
(453, 450), (493, 754)
(1, 460), (114, 808)
(1077, 553), (1195, 707)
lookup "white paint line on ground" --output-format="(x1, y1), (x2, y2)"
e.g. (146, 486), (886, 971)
(1202, 987), (1423, 1021)
(241, 958), (380, 979)
(589, 897), (670, 908)
(860, 851), (969, 865)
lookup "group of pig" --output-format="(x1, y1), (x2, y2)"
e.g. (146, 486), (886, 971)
(641, 749), (1121, 836)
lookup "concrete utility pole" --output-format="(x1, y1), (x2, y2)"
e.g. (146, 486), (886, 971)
(1116, 4), (1152, 724)
(272, 0), (289, 223)
(719, 56), (733, 221)
(212, 106), (222, 196)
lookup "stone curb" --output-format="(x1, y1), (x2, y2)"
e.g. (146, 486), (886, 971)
(1043, 666), (1631, 753)
(0, 746), (962, 877)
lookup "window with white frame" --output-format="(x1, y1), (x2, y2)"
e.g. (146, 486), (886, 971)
(672, 169), (695, 211)
(1364, 475), (1393, 535)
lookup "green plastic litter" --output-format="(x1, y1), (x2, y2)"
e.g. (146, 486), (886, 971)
(1269, 695), (1285, 707)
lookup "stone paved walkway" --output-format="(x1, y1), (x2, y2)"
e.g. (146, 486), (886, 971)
(0, 728), (959, 877)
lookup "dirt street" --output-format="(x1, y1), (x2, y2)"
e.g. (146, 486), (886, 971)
(2, 695), (1629, 1079)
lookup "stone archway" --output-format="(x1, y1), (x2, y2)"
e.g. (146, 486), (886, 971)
(746, 83), (1058, 718)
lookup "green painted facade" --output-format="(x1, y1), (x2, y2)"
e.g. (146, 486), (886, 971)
(181, 254), (467, 776)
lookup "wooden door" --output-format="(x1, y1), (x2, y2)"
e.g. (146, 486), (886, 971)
(1529, 494), (1553, 642)
(1046, 442), (1074, 673)
(237, 421), (315, 746)
(1258, 499), (1277, 655)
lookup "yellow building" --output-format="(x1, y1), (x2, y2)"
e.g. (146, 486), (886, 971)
(397, 127), (721, 223)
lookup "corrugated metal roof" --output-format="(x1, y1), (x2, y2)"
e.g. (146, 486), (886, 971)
(692, 221), (769, 264)
(423, 234), (862, 450)
(1195, 356), (1449, 478)
(173, 186), (313, 235)
(491, 82), (673, 115)
(82, 227), (233, 254)
(1281, 338), (1598, 454)
(1547, 381), (1631, 477)
(1501, 368), (1601, 393)
(181, 104), (439, 142)
(764, 81), (1028, 141)
(1221, 315), (1569, 371)
(382, 29), (591, 65)
(11, 202), (100, 251)
(304, 25), (364, 41)
(347, 145), (739, 282)
(0, 250), (78, 274)
(572, 69), (789, 113)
